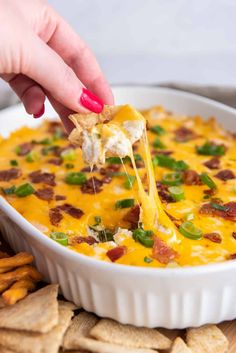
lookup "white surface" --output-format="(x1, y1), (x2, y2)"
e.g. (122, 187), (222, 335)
(0, 86), (236, 329)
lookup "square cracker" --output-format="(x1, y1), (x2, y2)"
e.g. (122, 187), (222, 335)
(90, 318), (171, 350)
(63, 311), (99, 350)
(0, 301), (73, 353)
(186, 324), (229, 353)
(77, 337), (158, 353)
(0, 284), (59, 333)
(170, 337), (193, 353)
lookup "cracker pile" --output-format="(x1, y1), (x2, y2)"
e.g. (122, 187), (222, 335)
(0, 282), (229, 353)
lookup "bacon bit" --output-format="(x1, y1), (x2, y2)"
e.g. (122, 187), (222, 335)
(16, 142), (34, 156)
(135, 160), (145, 169)
(106, 246), (127, 262)
(49, 207), (63, 226)
(203, 189), (216, 196)
(99, 164), (121, 176)
(80, 166), (98, 173)
(174, 126), (198, 142)
(123, 205), (140, 229)
(152, 237), (178, 264)
(232, 232), (236, 240)
(81, 177), (103, 194)
(183, 170), (201, 185)
(47, 158), (62, 166)
(55, 195), (66, 201)
(47, 121), (67, 137)
(156, 182), (175, 203)
(132, 143), (139, 151)
(56, 144), (76, 157)
(214, 169), (235, 181)
(152, 150), (173, 156)
(35, 187), (54, 201)
(204, 232), (222, 243)
(70, 236), (98, 246)
(204, 157), (220, 170)
(58, 203), (84, 219)
(0, 168), (22, 181)
(29, 170), (56, 186)
(101, 176), (112, 184)
(199, 201), (236, 222)
(228, 253), (236, 260)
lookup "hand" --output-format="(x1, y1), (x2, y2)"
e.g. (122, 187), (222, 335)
(0, 0), (114, 130)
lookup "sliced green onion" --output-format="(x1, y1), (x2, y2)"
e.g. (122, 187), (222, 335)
(65, 163), (74, 169)
(132, 228), (154, 247)
(184, 212), (195, 221)
(61, 148), (76, 161)
(98, 230), (114, 242)
(150, 125), (166, 135)
(1, 185), (16, 195)
(162, 172), (183, 186)
(25, 151), (40, 163)
(210, 203), (229, 211)
(144, 256), (153, 263)
(115, 198), (135, 209)
(41, 145), (58, 156)
(50, 232), (68, 246)
(174, 160), (189, 171)
(124, 175), (136, 190)
(65, 172), (87, 185)
(168, 186), (185, 201)
(15, 146), (22, 155)
(94, 216), (102, 225)
(200, 173), (217, 189)
(196, 142), (226, 156)
(152, 154), (189, 171)
(36, 138), (51, 145)
(134, 154), (143, 161)
(15, 183), (35, 197)
(179, 221), (202, 240)
(10, 160), (18, 166)
(52, 128), (63, 141)
(153, 138), (166, 149)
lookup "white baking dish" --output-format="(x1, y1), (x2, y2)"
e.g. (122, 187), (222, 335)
(0, 87), (236, 329)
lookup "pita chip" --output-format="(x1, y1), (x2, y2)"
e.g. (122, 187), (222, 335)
(63, 312), (99, 350)
(0, 284), (59, 333)
(0, 301), (73, 353)
(90, 318), (171, 350)
(77, 337), (158, 353)
(170, 337), (193, 353)
(186, 324), (229, 353)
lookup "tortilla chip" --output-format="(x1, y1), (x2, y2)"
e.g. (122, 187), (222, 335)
(0, 347), (15, 353)
(63, 312), (99, 350)
(170, 337), (193, 353)
(0, 301), (73, 353)
(58, 300), (80, 311)
(77, 337), (158, 353)
(90, 318), (171, 350)
(186, 325), (229, 353)
(0, 284), (59, 333)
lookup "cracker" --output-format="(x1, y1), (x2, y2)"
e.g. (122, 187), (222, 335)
(90, 318), (171, 349)
(63, 311), (99, 350)
(186, 324), (229, 353)
(170, 337), (193, 353)
(77, 337), (158, 353)
(0, 284), (59, 333)
(0, 301), (73, 353)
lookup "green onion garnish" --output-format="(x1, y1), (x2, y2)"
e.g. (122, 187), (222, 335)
(15, 183), (35, 197)
(65, 172), (87, 185)
(150, 125), (166, 135)
(61, 149), (76, 161)
(184, 212), (195, 221)
(52, 128), (63, 141)
(168, 186), (185, 201)
(15, 146), (22, 155)
(94, 216), (102, 225)
(162, 172), (183, 186)
(115, 198), (135, 209)
(196, 142), (226, 156)
(112, 172), (136, 190)
(179, 221), (202, 240)
(106, 156), (130, 164)
(37, 138), (51, 145)
(134, 154), (143, 162)
(50, 232), (68, 246)
(10, 160), (18, 166)
(1, 185), (16, 195)
(25, 151), (40, 163)
(41, 145), (58, 156)
(65, 163), (74, 169)
(132, 228), (154, 248)
(144, 256), (153, 263)
(200, 173), (217, 189)
(153, 138), (166, 149)
(152, 154), (189, 171)
(210, 203), (229, 212)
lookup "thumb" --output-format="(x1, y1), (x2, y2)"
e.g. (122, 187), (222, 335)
(22, 33), (104, 114)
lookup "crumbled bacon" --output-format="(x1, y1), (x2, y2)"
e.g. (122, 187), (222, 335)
(47, 158), (62, 166)
(152, 237), (178, 264)
(204, 157), (220, 170)
(232, 232), (236, 240)
(228, 253), (236, 260)
(199, 201), (236, 221)
(183, 170), (201, 185)
(81, 177), (103, 194)
(214, 169), (235, 181)
(35, 187), (54, 201)
(47, 121), (67, 137)
(70, 236), (97, 246)
(152, 150), (173, 156)
(55, 195), (66, 201)
(16, 142), (34, 156)
(58, 203), (84, 219)
(203, 189), (216, 197)
(49, 207), (63, 226)
(0, 168), (21, 181)
(106, 246), (127, 262)
(99, 164), (121, 176)
(156, 182), (175, 203)
(80, 166), (98, 173)
(204, 232), (222, 243)
(123, 205), (140, 229)
(29, 170), (56, 186)
(174, 126), (198, 142)
(101, 176), (112, 184)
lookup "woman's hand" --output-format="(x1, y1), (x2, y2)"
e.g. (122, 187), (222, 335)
(0, 0), (114, 130)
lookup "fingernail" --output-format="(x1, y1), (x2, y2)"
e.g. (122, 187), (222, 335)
(33, 105), (45, 119)
(80, 88), (104, 113)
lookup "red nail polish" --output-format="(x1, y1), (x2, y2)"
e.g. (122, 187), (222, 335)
(80, 88), (104, 113)
(33, 105), (45, 119)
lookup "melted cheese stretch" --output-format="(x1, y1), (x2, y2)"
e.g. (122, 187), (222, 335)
(0, 106), (235, 267)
